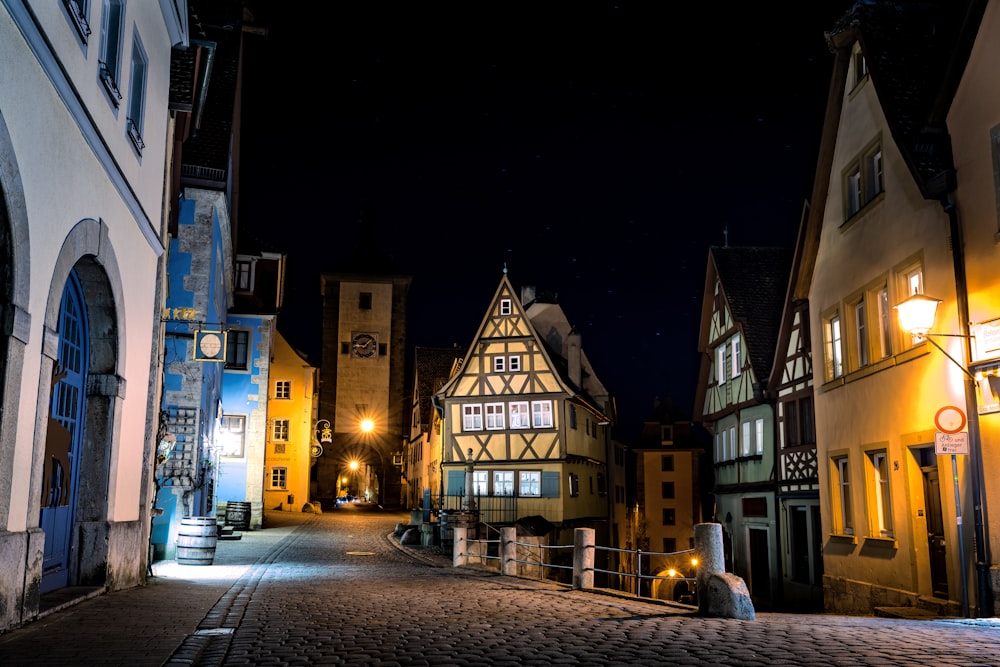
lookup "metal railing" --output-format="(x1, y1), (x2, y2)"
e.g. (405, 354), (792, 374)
(456, 525), (698, 600)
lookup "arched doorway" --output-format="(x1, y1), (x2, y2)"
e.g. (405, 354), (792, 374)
(40, 269), (88, 593)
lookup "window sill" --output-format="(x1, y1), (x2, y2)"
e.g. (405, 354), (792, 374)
(828, 533), (857, 544)
(863, 536), (898, 549)
(821, 343), (930, 393)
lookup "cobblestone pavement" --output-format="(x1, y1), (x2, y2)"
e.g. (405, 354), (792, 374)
(2, 503), (1000, 666)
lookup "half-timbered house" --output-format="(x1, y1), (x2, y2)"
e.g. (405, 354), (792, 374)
(694, 245), (792, 610)
(434, 272), (613, 544)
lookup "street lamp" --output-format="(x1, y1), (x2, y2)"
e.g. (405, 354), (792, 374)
(895, 292), (988, 617)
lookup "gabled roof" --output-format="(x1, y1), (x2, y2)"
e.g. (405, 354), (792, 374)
(709, 246), (793, 384)
(413, 346), (463, 429)
(825, 0), (986, 198)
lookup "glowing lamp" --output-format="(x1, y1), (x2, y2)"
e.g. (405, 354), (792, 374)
(894, 293), (941, 336)
(360, 417), (375, 433)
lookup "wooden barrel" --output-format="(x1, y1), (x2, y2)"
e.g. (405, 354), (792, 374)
(225, 501), (251, 530)
(176, 516), (218, 565)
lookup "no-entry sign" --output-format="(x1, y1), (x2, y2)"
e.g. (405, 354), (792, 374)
(934, 405), (967, 434)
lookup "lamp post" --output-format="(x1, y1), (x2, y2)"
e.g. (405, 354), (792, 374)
(895, 293), (989, 617)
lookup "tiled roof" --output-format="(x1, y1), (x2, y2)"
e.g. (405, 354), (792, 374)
(414, 347), (462, 428)
(826, 0), (985, 197)
(711, 246), (793, 384)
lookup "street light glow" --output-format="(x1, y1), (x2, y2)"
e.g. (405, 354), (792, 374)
(360, 417), (375, 433)
(349, 460), (359, 471)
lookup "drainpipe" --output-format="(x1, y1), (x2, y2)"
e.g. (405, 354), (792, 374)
(942, 192), (992, 617)
(432, 394), (445, 514)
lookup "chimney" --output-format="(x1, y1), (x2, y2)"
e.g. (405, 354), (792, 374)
(521, 285), (536, 306)
(568, 327), (582, 388)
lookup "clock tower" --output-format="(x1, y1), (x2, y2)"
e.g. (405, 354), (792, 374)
(316, 210), (411, 507)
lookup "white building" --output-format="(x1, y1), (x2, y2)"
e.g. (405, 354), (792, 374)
(0, 0), (188, 631)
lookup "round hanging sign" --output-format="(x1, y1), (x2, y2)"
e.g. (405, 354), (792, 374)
(934, 405), (967, 434)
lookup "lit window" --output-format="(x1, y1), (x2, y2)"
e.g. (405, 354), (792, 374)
(220, 414), (246, 457)
(275, 380), (291, 399)
(509, 402), (529, 429)
(272, 419), (289, 442)
(485, 403), (505, 430)
(462, 404), (483, 431)
(716, 346), (726, 384)
(126, 36), (147, 152)
(519, 471), (541, 497)
(493, 471), (514, 496)
(531, 401), (553, 428)
(731, 337), (741, 377)
(824, 312), (843, 380)
(99, 0), (124, 105)
(269, 467), (287, 489)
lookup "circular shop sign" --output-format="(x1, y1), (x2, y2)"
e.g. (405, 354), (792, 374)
(934, 405), (967, 434)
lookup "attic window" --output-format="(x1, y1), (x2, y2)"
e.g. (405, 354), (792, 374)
(853, 48), (868, 88)
(500, 299), (512, 315)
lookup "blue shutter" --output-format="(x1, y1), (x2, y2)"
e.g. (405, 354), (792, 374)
(541, 472), (559, 498)
(446, 470), (465, 496)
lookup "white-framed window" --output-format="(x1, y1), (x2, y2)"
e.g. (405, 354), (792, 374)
(852, 46), (868, 87)
(832, 455), (854, 535)
(500, 299), (512, 315)
(741, 421), (751, 457)
(473, 470), (488, 496)
(485, 403), (505, 430)
(64, 0), (92, 42)
(235, 259), (252, 291)
(493, 356), (505, 373)
(519, 471), (541, 497)
(844, 139), (884, 219)
(493, 471), (515, 496)
(99, 0), (124, 105)
(731, 337), (741, 378)
(531, 401), (553, 428)
(509, 401), (529, 429)
(508, 355), (521, 371)
(220, 414), (245, 457)
(729, 426), (736, 460)
(824, 310), (843, 380)
(462, 404), (483, 431)
(275, 380), (291, 399)
(755, 418), (765, 455)
(272, 419), (289, 442)
(898, 261), (926, 348)
(855, 299), (868, 367)
(868, 450), (893, 538)
(720, 429), (728, 461)
(877, 286), (893, 359)
(568, 472), (580, 497)
(126, 34), (147, 152)
(716, 346), (726, 384)
(269, 467), (287, 489)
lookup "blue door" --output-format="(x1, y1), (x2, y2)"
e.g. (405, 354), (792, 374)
(40, 271), (88, 593)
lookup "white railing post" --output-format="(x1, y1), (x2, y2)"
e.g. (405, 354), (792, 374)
(453, 525), (467, 567)
(501, 526), (517, 576)
(573, 527), (594, 590)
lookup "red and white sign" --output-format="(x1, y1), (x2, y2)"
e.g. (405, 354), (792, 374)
(934, 405), (967, 434)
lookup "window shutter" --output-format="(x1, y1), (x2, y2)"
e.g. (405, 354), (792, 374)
(446, 470), (464, 496)
(541, 472), (559, 497)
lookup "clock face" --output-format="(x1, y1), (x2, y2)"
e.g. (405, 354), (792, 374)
(198, 332), (223, 358)
(351, 332), (378, 358)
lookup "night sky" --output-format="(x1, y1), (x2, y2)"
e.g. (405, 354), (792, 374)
(239, 2), (851, 441)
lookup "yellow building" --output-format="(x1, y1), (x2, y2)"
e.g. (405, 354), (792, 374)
(434, 272), (613, 544)
(264, 330), (319, 512)
(808, 2), (996, 616)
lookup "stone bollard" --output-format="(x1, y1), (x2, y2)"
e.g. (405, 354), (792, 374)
(693, 522), (755, 620)
(573, 527), (594, 590)
(501, 526), (517, 576)
(453, 526), (467, 568)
